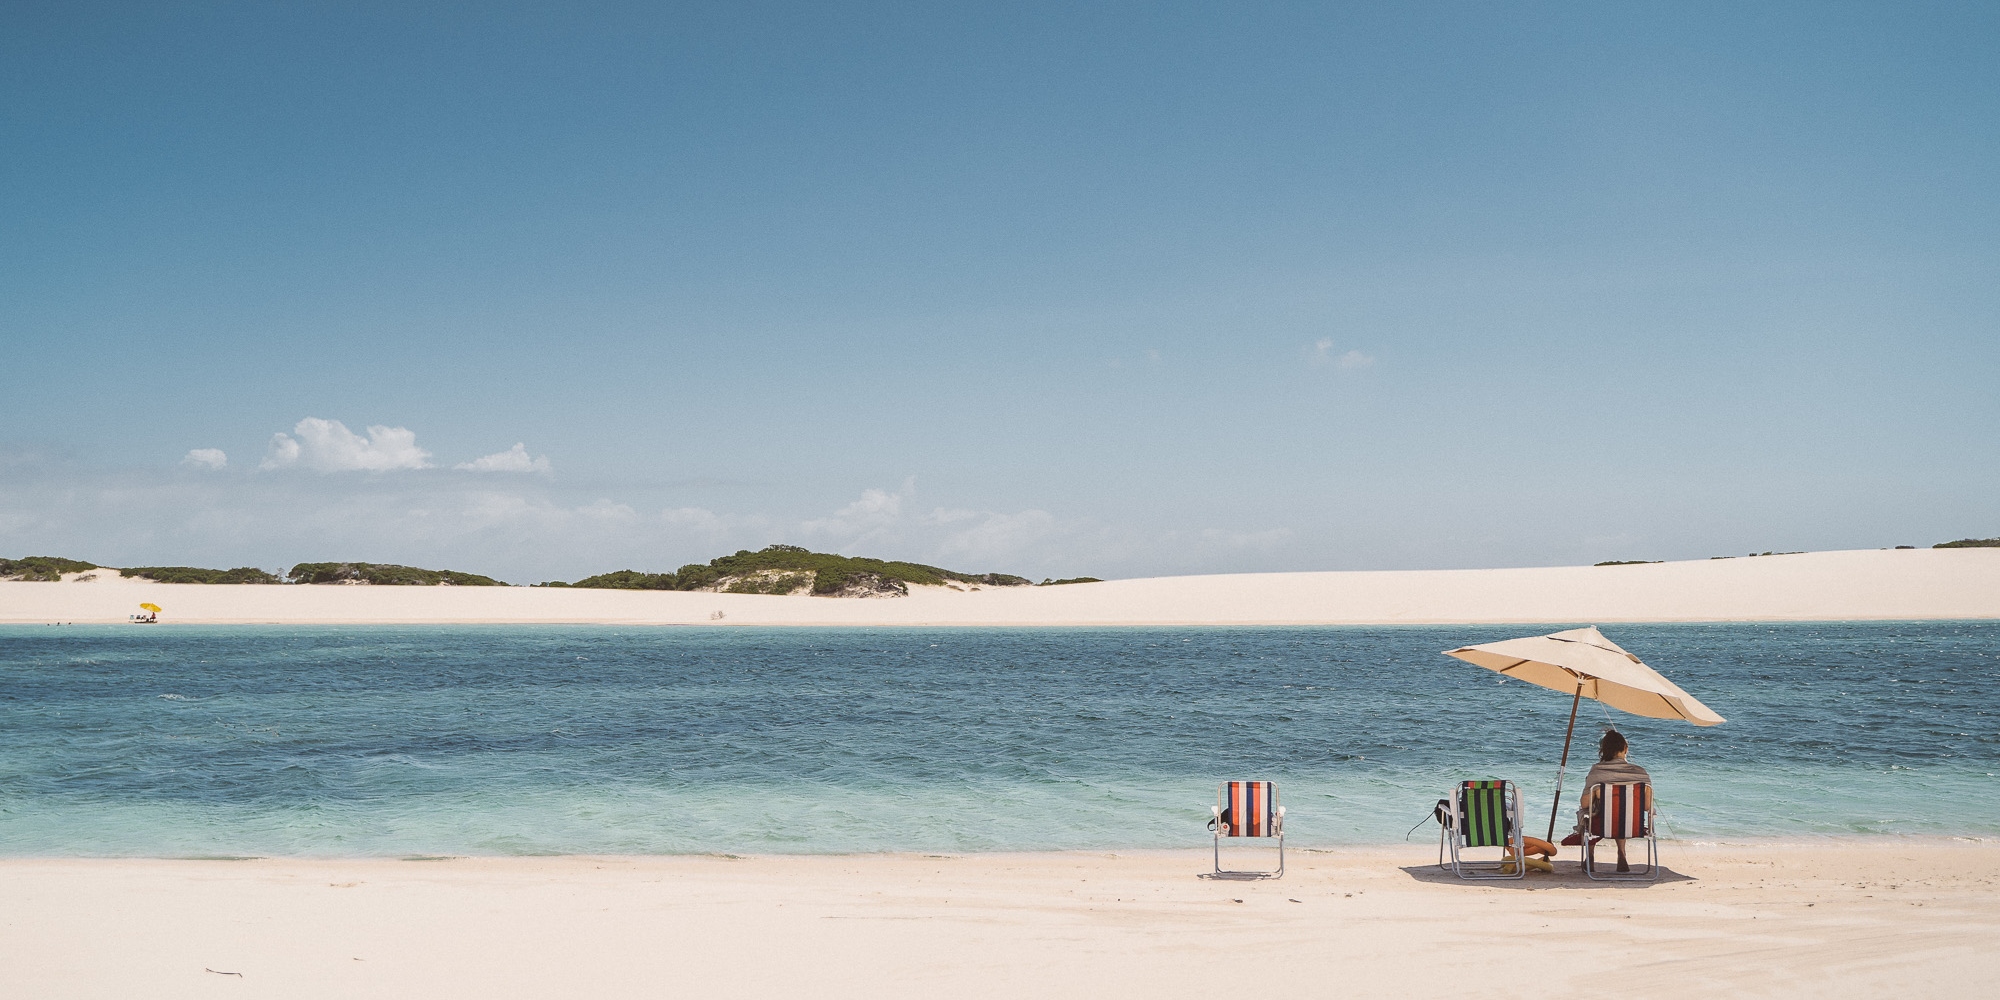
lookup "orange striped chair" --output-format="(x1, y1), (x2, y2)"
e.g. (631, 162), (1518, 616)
(1209, 780), (1285, 878)
(1579, 781), (1658, 881)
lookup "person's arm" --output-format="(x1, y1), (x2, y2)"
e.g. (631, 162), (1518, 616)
(1574, 766), (1601, 816)
(1568, 764), (1600, 820)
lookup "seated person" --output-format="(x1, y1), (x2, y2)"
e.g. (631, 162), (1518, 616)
(1575, 728), (1649, 872)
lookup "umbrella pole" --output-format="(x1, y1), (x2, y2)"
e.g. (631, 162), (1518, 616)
(1546, 682), (1583, 842)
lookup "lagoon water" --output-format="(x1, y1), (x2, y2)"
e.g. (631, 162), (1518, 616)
(1, 622), (1994, 856)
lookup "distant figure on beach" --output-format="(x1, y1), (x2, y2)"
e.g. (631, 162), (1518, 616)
(1577, 728), (1649, 872)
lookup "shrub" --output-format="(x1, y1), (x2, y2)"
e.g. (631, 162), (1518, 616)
(811, 571), (909, 597)
(559, 545), (1040, 596)
(1935, 538), (2000, 549)
(286, 562), (507, 586)
(568, 570), (678, 590)
(724, 572), (813, 595)
(121, 566), (281, 584)
(0, 556), (99, 581)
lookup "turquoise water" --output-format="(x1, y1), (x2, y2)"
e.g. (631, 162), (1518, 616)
(0, 622), (1994, 856)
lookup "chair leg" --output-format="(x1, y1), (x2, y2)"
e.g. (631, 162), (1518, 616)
(1213, 835), (1283, 878)
(1583, 833), (1660, 881)
(1639, 832), (1660, 881)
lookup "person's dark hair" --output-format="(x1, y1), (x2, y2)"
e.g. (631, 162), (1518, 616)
(1598, 728), (1628, 762)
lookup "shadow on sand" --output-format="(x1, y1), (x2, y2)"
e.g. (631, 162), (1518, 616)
(1399, 859), (1695, 889)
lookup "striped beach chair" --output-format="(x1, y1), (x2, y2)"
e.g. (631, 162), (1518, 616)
(1579, 781), (1658, 881)
(1210, 781), (1285, 878)
(1440, 780), (1524, 880)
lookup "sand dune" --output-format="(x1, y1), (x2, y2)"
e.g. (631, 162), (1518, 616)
(3, 547), (1996, 626)
(2, 844), (1994, 999)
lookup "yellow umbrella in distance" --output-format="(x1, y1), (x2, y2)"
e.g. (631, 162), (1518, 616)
(139, 603), (162, 614)
(1443, 626), (1724, 839)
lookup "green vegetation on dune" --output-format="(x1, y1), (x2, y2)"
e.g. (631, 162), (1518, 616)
(121, 566), (282, 584)
(1935, 537), (2000, 548)
(1593, 560), (1661, 567)
(725, 571), (815, 595)
(559, 544), (1038, 596)
(6, 551), (1078, 593)
(560, 569), (677, 590)
(713, 545), (1032, 595)
(2, 556), (501, 585)
(287, 562), (507, 586)
(0, 556), (99, 581)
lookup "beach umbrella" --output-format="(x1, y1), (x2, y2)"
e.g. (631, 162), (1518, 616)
(139, 603), (162, 614)
(1443, 626), (1724, 839)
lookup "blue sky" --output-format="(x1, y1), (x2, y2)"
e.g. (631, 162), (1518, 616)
(4, 2), (1997, 582)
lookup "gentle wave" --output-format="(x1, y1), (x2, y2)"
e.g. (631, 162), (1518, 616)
(0, 622), (1994, 856)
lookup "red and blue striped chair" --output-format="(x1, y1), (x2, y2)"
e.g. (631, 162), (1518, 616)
(1210, 781), (1285, 878)
(1440, 779), (1525, 880)
(1579, 781), (1658, 881)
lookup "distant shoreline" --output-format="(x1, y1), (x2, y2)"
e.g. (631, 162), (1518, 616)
(3, 547), (1996, 626)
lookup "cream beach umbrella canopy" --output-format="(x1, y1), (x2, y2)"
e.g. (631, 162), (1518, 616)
(1443, 626), (1724, 838)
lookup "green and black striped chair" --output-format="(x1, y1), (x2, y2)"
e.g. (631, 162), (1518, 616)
(1440, 779), (1524, 880)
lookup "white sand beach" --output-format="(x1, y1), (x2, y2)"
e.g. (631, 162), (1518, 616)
(2, 844), (1993, 999)
(4, 547), (1996, 626)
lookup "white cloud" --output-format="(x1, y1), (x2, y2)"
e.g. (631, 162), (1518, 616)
(840, 487), (904, 521)
(663, 506), (726, 532)
(182, 448), (227, 470)
(447, 493), (638, 534)
(578, 498), (639, 521)
(1306, 339), (1375, 369)
(925, 508), (1061, 565)
(1196, 526), (1291, 549)
(0, 446), (1325, 585)
(261, 418), (432, 472)
(264, 434), (301, 467)
(455, 443), (552, 474)
(801, 480), (913, 541)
